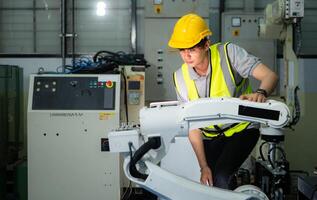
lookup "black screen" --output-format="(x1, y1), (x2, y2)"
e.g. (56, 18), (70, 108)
(238, 105), (280, 121)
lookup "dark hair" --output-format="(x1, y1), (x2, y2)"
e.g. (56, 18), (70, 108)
(193, 37), (209, 48)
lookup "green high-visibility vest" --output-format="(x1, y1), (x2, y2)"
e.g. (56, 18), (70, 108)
(173, 42), (253, 137)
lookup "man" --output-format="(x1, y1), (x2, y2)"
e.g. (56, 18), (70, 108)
(168, 13), (278, 189)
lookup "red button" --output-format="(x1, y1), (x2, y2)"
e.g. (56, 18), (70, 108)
(106, 81), (113, 88)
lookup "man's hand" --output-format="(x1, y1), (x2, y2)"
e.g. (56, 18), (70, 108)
(239, 92), (266, 102)
(188, 129), (213, 186)
(200, 166), (213, 186)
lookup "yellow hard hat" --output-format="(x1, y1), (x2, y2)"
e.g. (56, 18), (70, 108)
(168, 13), (212, 49)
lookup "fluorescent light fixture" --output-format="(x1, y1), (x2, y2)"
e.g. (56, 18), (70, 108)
(96, 1), (106, 16)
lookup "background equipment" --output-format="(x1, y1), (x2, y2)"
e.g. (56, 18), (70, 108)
(0, 65), (24, 200)
(144, 1), (210, 102)
(259, 0), (304, 126)
(119, 65), (145, 125)
(27, 74), (121, 200)
(255, 1), (304, 199)
(221, 11), (277, 90)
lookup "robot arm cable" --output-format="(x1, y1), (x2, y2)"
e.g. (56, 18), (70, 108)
(267, 146), (287, 169)
(129, 136), (161, 180)
(259, 141), (269, 161)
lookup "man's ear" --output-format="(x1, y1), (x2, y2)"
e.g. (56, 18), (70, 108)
(204, 40), (210, 51)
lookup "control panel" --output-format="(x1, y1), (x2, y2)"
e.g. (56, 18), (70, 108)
(222, 12), (277, 91)
(119, 65), (145, 124)
(32, 76), (116, 110)
(144, 0), (209, 101)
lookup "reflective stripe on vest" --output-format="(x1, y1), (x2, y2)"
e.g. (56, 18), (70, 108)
(173, 42), (252, 137)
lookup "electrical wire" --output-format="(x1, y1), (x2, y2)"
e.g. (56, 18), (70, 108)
(120, 70), (129, 123)
(66, 56), (97, 74)
(120, 142), (134, 200)
(93, 50), (147, 66)
(267, 146), (287, 169)
(269, 146), (287, 162)
(294, 20), (302, 56)
(121, 181), (132, 200)
(37, 56), (97, 74)
(289, 86), (301, 127)
(36, 51), (147, 75)
(259, 141), (268, 161)
(259, 141), (288, 169)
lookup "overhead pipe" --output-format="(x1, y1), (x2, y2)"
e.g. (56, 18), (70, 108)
(219, 0), (225, 41)
(71, 0), (75, 67)
(131, 0), (137, 53)
(60, 0), (67, 72)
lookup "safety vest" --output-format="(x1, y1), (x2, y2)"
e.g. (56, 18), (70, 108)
(173, 42), (253, 138)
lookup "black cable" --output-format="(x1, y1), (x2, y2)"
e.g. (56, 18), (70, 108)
(259, 141), (268, 161)
(121, 181), (132, 200)
(121, 142), (134, 200)
(93, 50), (147, 66)
(120, 70), (129, 123)
(129, 137), (161, 180)
(93, 50), (118, 63)
(269, 146), (287, 161)
(293, 20), (302, 56)
(268, 146), (287, 169)
(121, 142), (133, 200)
(129, 142), (133, 161)
(68, 50), (148, 74)
(290, 86), (301, 126)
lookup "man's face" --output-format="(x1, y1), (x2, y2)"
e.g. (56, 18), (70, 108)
(179, 43), (208, 68)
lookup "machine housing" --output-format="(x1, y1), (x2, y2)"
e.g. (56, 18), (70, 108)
(27, 74), (121, 200)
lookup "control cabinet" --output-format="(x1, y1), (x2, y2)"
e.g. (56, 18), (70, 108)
(27, 74), (121, 200)
(222, 12), (277, 91)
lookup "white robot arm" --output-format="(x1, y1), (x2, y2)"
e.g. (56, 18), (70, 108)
(109, 97), (290, 200)
(259, 0), (304, 126)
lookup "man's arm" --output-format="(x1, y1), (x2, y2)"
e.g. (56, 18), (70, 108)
(189, 129), (213, 186)
(240, 63), (278, 102)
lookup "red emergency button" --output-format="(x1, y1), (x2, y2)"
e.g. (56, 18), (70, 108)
(105, 80), (113, 88)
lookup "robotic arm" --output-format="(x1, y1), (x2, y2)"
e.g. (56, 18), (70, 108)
(259, 0), (304, 126)
(109, 97), (290, 200)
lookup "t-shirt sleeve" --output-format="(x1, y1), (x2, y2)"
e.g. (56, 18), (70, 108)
(226, 43), (261, 78)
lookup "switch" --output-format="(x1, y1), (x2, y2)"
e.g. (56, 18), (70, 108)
(101, 138), (110, 151)
(105, 81), (113, 88)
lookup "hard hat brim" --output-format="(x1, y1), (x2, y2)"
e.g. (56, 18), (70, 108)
(168, 30), (212, 49)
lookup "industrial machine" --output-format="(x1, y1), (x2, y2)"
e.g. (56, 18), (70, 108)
(221, 11), (277, 90)
(255, 1), (304, 199)
(118, 65), (146, 191)
(109, 97), (291, 200)
(144, 0), (210, 102)
(119, 65), (145, 124)
(259, 0), (303, 124)
(0, 65), (24, 199)
(27, 74), (121, 200)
